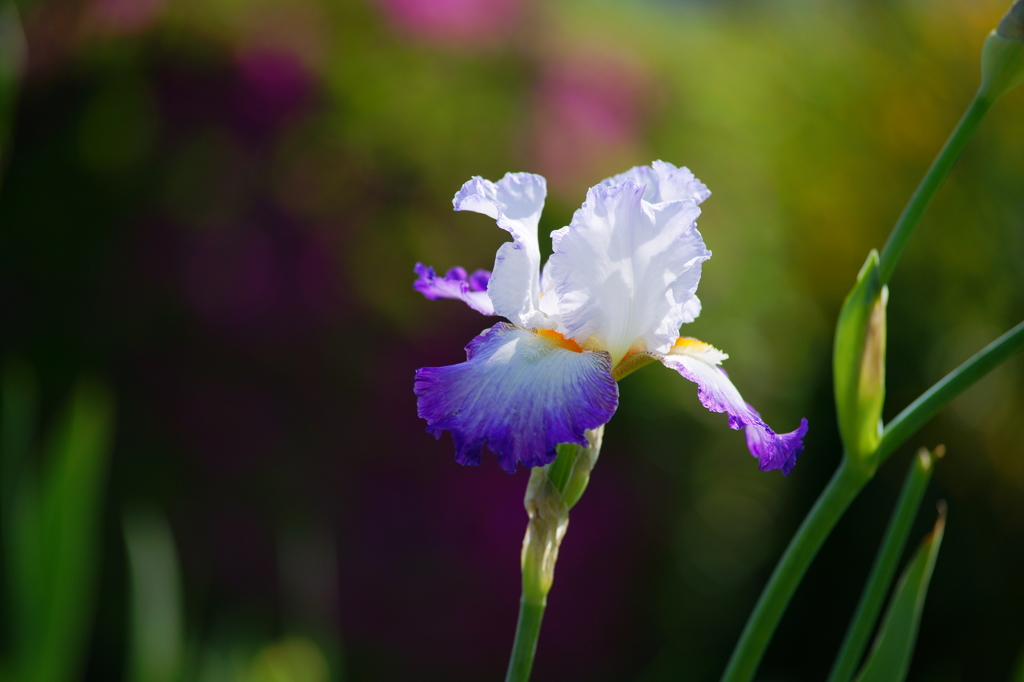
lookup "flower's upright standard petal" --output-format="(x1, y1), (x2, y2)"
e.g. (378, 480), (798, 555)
(601, 160), (711, 205)
(415, 322), (618, 473)
(413, 263), (495, 315)
(453, 173), (548, 328)
(661, 337), (807, 475)
(549, 181), (711, 366)
(679, 295), (702, 325)
(538, 259), (562, 320)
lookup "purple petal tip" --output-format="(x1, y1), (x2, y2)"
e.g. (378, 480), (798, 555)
(746, 417), (808, 476)
(413, 262), (495, 315)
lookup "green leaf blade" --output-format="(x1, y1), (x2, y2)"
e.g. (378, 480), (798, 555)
(853, 504), (947, 682)
(22, 378), (115, 682)
(828, 447), (941, 682)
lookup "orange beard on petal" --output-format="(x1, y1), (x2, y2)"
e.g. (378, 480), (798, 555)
(535, 329), (585, 353)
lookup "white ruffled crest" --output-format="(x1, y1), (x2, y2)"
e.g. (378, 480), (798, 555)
(601, 160), (711, 206)
(453, 173), (548, 329)
(547, 180), (711, 366)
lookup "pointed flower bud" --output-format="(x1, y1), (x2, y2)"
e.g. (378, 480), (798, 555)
(834, 251), (888, 469)
(980, 0), (1024, 102)
(521, 470), (568, 601)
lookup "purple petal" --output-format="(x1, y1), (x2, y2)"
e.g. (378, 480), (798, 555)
(413, 263), (495, 316)
(660, 339), (807, 475)
(414, 322), (618, 473)
(468, 269), (491, 292)
(445, 266), (468, 281)
(745, 411), (808, 476)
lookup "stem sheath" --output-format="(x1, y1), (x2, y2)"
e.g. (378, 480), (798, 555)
(505, 428), (604, 682)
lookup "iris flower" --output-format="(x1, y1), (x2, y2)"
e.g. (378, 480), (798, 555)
(414, 161), (807, 475)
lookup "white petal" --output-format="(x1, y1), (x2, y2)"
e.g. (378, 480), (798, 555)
(600, 160), (711, 205)
(548, 181), (711, 365)
(538, 259), (561, 320)
(453, 173), (548, 328)
(679, 295), (702, 325)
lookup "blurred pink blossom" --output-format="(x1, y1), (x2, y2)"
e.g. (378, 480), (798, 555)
(90, 0), (167, 34)
(375, 0), (522, 46)
(233, 49), (313, 135)
(532, 52), (654, 196)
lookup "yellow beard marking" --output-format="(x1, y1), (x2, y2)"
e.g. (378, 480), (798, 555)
(673, 337), (713, 352)
(671, 337), (728, 365)
(535, 329), (585, 353)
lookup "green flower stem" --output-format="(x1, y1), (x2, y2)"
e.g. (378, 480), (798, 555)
(826, 447), (939, 682)
(505, 597), (546, 682)
(878, 92), (992, 285)
(877, 319), (1024, 466)
(720, 458), (872, 682)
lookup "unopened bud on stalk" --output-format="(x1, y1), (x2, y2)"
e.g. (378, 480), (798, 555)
(980, 0), (1024, 101)
(834, 251), (888, 470)
(520, 427), (603, 601)
(521, 471), (569, 600)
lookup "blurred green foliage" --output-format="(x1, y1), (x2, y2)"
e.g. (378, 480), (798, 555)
(123, 508), (185, 682)
(123, 506), (338, 682)
(1, 363), (114, 682)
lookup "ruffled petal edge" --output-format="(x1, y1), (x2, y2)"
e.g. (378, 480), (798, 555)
(413, 263), (495, 315)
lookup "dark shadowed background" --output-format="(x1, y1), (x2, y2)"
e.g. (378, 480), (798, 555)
(1, 0), (1023, 680)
